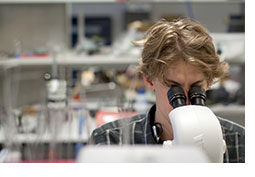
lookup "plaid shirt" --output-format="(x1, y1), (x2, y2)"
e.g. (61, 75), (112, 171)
(89, 105), (245, 163)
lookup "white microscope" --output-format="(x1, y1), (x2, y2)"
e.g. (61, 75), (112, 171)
(165, 86), (226, 163)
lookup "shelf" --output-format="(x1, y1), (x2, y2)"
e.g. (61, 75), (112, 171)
(0, 130), (90, 144)
(0, 53), (139, 69)
(0, 0), (117, 3)
(0, 0), (245, 3)
(0, 118), (96, 143)
(0, 32), (244, 69)
(128, 0), (245, 2)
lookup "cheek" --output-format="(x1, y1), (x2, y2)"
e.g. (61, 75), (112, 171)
(155, 86), (174, 115)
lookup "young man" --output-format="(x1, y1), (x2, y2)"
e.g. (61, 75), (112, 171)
(89, 18), (245, 163)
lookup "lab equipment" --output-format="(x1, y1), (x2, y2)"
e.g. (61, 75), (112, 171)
(0, 149), (8, 163)
(188, 86), (207, 106)
(77, 145), (209, 163)
(133, 89), (149, 114)
(165, 86), (226, 163)
(167, 86), (186, 108)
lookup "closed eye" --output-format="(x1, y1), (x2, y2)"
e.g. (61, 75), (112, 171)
(166, 80), (181, 88)
(165, 79), (206, 88)
(190, 80), (205, 87)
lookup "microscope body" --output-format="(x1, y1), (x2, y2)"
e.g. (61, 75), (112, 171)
(166, 86), (226, 163)
(168, 105), (226, 163)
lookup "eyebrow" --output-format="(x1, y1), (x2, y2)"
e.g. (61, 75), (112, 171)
(166, 79), (205, 86)
(166, 80), (181, 86)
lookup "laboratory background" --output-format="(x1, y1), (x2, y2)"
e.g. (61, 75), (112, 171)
(0, 0), (244, 163)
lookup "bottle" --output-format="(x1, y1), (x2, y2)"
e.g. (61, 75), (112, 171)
(133, 89), (149, 114)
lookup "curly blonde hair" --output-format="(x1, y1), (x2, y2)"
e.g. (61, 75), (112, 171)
(134, 18), (229, 87)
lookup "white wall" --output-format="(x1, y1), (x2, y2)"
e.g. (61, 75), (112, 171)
(0, 4), (67, 55)
(150, 2), (244, 32)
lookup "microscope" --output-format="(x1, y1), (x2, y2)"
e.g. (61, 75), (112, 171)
(77, 86), (226, 163)
(165, 86), (226, 163)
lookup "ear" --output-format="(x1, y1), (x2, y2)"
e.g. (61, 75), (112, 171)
(143, 76), (155, 91)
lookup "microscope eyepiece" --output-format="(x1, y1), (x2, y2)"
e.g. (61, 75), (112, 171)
(167, 86), (186, 109)
(188, 86), (206, 106)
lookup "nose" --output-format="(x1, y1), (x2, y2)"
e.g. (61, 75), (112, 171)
(184, 89), (190, 105)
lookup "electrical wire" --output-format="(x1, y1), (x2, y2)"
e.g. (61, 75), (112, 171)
(185, 0), (195, 19)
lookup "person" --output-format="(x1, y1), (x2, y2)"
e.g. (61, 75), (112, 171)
(88, 18), (245, 163)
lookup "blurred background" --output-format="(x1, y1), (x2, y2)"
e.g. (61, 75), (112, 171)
(0, 0), (244, 162)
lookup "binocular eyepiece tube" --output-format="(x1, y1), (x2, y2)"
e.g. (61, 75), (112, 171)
(167, 86), (207, 109)
(167, 86), (186, 108)
(189, 86), (207, 106)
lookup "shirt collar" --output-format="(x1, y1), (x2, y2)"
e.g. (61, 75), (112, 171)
(145, 104), (158, 144)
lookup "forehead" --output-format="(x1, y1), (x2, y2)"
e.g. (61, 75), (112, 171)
(164, 61), (206, 82)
